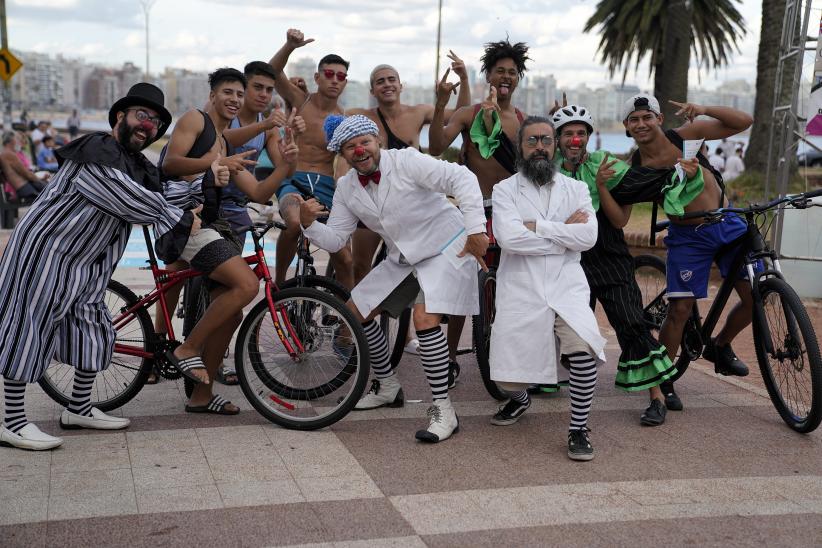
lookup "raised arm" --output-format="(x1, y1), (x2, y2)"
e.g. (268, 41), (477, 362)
(670, 100), (753, 141)
(269, 29), (313, 112)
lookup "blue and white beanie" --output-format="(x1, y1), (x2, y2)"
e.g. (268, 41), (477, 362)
(325, 114), (379, 152)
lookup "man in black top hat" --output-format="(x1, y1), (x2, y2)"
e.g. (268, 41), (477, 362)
(0, 83), (204, 451)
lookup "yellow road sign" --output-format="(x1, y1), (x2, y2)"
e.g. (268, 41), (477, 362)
(0, 49), (22, 82)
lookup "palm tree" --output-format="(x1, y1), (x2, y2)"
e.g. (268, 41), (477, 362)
(584, 0), (746, 127)
(745, 0), (797, 175)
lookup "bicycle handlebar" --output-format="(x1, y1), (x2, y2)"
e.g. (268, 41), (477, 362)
(676, 188), (822, 222)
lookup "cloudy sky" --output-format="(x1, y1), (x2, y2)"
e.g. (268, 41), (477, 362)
(7, 0), (822, 91)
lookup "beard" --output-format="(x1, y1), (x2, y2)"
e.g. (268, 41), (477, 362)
(117, 121), (152, 153)
(517, 151), (556, 186)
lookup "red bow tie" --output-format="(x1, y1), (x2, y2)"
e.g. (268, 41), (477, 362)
(358, 170), (381, 187)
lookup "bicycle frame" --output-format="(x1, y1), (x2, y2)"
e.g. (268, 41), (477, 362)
(112, 225), (305, 361)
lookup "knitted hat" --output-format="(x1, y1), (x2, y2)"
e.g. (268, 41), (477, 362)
(325, 114), (379, 152)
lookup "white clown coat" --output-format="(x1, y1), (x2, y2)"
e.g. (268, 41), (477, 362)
(304, 148), (486, 318)
(489, 171), (607, 385)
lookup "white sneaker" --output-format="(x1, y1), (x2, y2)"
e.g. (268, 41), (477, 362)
(415, 397), (459, 443)
(0, 423), (63, 450)
(354, 375), (404, 410)
(60, 408), (131, 430)
(403, 339), (420, 355)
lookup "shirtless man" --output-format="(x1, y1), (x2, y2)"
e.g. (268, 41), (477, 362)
(0, 131), (49, 199)
(622, 93), (754, 411)
(429, 39), (530, 379)
(267, 28), (354, 290)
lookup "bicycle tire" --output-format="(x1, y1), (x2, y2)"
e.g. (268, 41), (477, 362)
(234, 287), (370, 430)
(472, 269), (506, 400)
(39, 280), (155, 411)
(633, 254), (699, 383)
(753, 277), (822, 433)
(381, 306), (412, 369)
(279, 274), (350, 303)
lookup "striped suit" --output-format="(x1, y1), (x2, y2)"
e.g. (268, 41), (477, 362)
(0, 160), (185, 383)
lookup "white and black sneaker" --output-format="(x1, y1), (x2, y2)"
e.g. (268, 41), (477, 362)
(490, 397), (531, 426)
(567, 428), (594, 461)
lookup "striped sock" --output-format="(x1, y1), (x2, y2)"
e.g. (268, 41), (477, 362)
(567, 352), (597, 431)
(362, 320), (392, 379)
(510, 390), (530, 405)
(3, 379), (28, 433)
(67, 370), (97, 417)
(417, 326), (450, 401)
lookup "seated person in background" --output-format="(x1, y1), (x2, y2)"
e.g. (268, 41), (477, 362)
(0, 131), (49, 199)
(36, 136), (60, 172)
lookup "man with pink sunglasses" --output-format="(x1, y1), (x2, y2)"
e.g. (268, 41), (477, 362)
(267, 29), (354, 290)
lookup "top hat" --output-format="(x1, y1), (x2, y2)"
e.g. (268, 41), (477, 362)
(108, 82), (172, 138)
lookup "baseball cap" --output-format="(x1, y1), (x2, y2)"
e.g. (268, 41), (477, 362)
(622, 93), (661, 121)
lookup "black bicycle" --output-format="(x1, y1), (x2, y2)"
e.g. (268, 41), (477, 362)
(634, 189), (822, 433)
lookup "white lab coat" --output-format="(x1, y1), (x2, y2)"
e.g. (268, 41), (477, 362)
(304, 148), (486, 317)
(489, 172), (606, 385)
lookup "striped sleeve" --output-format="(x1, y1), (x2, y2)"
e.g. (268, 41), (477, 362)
(75, 163), (185, 236)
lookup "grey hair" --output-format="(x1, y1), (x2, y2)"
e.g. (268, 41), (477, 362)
(2, 131), (16, 146)
(369, 64), (399, 87)
(515, 115), (555, 159)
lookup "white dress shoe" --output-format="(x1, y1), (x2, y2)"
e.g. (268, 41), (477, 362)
(415, 397), (459, 443)
(354, 375), (404, 410)
(0, 423), (63, 450)
(403, 339), (420, 355)
(60, 408), (131, 430)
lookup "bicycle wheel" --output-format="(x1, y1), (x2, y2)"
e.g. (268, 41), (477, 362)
(633, 254), (700, 383)
(753, 277), (822, 433)
(234, 287), (370, 430)
(279, 274), (350, 303)
(39, 280), (155, 411)
(472, 269), (506, 400)
(381, 306), (412, 368)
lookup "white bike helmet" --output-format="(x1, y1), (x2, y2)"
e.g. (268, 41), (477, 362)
(552, 105), (594, 134)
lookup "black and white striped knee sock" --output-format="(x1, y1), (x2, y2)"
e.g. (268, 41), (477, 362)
(362, 320), (392, 379)
(417, 327), (450, 401)
(67, 370), (97, 417)
(567, 352), (597, 431)
(3, 379), (28, 433)
(510, 390), (530, 405)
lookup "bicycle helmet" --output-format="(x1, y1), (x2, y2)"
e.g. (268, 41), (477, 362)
(552, 105), (594, 134)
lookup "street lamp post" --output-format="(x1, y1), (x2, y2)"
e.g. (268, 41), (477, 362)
(434, 0), (443, 82)
(139, 0), (158, 81)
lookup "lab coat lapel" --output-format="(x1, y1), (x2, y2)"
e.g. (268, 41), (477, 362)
(517, 175), (547, 220)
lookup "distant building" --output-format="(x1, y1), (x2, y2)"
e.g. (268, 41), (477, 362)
(288, 57), (317, 92)
(159, 67), (210, 114)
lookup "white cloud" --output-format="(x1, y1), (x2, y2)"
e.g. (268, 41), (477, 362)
(11, 0), (77, 7)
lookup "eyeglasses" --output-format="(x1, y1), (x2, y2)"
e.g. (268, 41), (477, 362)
(525, 135), (554, 147)
(322, 69), (347, 82)
(126, 108), (164, 128)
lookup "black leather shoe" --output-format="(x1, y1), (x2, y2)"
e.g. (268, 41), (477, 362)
(703, 338), (749, 377)
(660, 381), (683, 411)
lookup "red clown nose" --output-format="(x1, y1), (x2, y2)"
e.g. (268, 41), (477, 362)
(353, 145), (365, 157)
(138, 120), (156, 132)
(570, 136), (582, 147)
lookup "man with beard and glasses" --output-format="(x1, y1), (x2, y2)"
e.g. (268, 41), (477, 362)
(299, 114), (487, 443)
(0, 83), (200, 450)
(489, 116), (605, 461)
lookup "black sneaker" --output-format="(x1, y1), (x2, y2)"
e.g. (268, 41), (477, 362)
(490, 397), (531, 425)
(448, 361), (461, 389)
(640, 399), (667, 426)
(567, 428), (594, 461)
(660, 381), (683, 411)
(703, 338), (749, 377)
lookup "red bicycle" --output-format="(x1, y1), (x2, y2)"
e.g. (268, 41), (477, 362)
(40, 221), (370, 430)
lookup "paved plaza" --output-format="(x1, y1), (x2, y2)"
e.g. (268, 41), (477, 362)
(1, 226), (822, 547)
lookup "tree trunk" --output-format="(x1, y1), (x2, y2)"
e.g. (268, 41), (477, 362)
(654, 0), (692, 129)
(745, 0), (796, 174)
